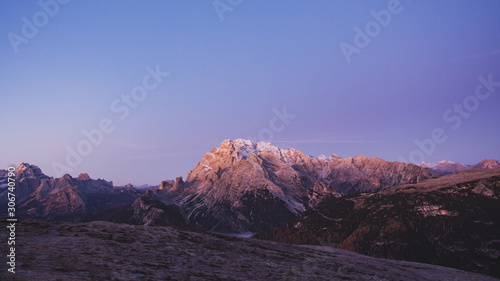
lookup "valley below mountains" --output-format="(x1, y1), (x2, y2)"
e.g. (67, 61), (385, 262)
(1, 139), (499, 279)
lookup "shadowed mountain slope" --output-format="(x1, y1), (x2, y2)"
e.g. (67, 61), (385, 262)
(255, 169), (500, 278)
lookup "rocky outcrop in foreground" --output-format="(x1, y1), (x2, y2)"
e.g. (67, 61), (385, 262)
(0, 219), (496, 281)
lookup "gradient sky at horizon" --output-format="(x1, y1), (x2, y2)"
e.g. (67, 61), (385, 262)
(1, 0), (499, 185)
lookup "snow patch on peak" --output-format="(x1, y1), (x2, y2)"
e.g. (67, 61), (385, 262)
(216, 139), (336, 166)
(256, 141), (280, 154)
(217, 139), (257, 158)
(233, 139), (257, 158)
(421, 160), (462, 168)
(438, 160), (455, 164)
(318, 154), (340, 162)
(233, 138), (255, 147)
(15, 162), (51, 180)
(420, 162), (436, 168)
(219, 139), (285, 159)
(317, 155), (329, 161)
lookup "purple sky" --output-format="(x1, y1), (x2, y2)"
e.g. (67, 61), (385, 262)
(1, 0), (499, 185)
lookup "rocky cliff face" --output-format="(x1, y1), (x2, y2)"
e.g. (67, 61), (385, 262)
(0, 164), (142, 221)
(473, 159), (500, 170)
(117, 189), (186, 226)
(136, 139), (442, 233)
(8, 141), (496, 235)
(255, 169), (500, 278)
(0, 163), (52, 208)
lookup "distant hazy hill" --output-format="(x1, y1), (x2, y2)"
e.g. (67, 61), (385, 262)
(420, 159), (500, 174)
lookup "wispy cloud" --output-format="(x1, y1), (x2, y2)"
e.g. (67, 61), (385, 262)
(456, 49), (500, 60)
(106, 140), (165, 150)
(38, 137), (69, 151)
(106, 139), (210, 160)
(270, 136), (383, 144)
(271, 139), (381, 144)
(121, 150), (201, 160)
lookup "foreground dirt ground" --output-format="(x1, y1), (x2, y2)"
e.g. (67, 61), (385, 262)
(0, 219), (497, 280)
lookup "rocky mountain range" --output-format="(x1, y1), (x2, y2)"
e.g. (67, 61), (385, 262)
(2, 139), (500, 278)
(130, 139), (442, 233)
(0, 163), (142, 221)
(254, 169), (500, 278)
(3, 140), (498, 235)
(0, 162), (52, 208)
(420, 159), (500, 175)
